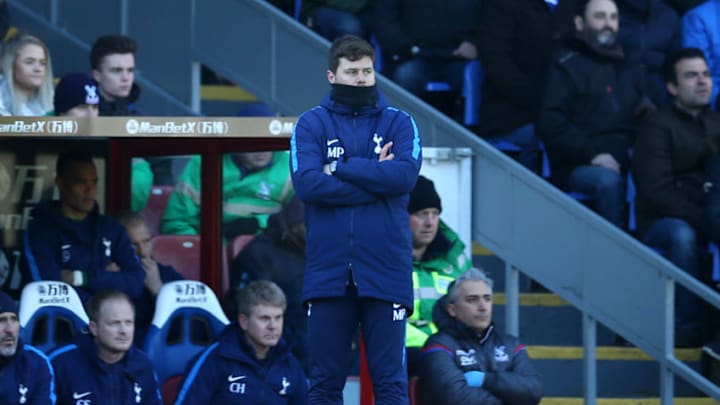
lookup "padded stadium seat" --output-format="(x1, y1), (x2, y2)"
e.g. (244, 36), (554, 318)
(161, 375), (183, 405)
(140, 185), (174, 236)
(424, 60), (482, 127)
(18, 281), (89, 354)
(143, 280), (230, 389)
(152, 235), (201, 280)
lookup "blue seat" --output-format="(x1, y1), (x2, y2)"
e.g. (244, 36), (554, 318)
(18, 281), (89, 354)
(143, 280), (230, 386)
(424, 60), (483, 127)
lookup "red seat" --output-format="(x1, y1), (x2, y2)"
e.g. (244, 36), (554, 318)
(162, 375), (183, 405)
(152, 235), (201, 280)
(140, 185), (174, 236)
(222, 234), (256, 294)
(409, 376), (421, 405)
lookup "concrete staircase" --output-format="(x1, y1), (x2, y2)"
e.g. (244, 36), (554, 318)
(473, 243), (713, 403)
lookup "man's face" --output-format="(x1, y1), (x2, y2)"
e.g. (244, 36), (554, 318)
(239, 304), (283, 354)
(56, 161), (98, 220)
(0, 312), (19, 357)
(92, 53), (135, 101)
(63, 104), (99, 118)
(327, 56), (375, 87)
(89, 298), (134, 356)
(125, 221), (152, 259)
(575, 0), (619, 47)
(447, 280), (493, 335)
(236, 152), (273, 170)
(668, 57), (713, 111)
(410, 208), (440, 250)
(13, 43), (47, 92)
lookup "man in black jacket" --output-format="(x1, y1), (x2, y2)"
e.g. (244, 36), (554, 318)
(537, 0), (653, 227)
(477, 0), (578, 170)
(418, 268), (542, 404)
(633, 47), (720, 347)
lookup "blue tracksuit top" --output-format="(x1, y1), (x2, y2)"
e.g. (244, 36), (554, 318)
(174, 323), (308, 405)
(49, 334), (161, 405)
(290, 90), (421, 310)
(0, 341), (56, 405)
(24, 200), (144, 302)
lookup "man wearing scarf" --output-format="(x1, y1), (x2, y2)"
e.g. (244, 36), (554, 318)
(290, 35), (422, 404)
(537, 0), (654, 228)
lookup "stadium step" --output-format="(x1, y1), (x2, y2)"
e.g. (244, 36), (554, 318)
(473, 242), (710, 400)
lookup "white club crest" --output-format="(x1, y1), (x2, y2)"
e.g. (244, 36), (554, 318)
(372, 133), (383, 154)
(84, 85), (99, 105)
(279, 377), (290, 395)
(102, 238), (111, 257)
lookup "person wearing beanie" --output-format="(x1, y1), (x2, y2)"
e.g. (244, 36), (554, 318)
(53, 72), (99, 117)
(0, 290), (57, 404)
(406, 175), (471, 377)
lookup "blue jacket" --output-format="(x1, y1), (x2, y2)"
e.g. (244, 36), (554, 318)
(24, 200), (144, 302)
(174, 323), (308, 405)
(135, 263), (184, 344)
(49, 334), (161, 405)
(290, 91), (421, 309)
(0, 341), (56, 405)
(682, 0), (720, 107)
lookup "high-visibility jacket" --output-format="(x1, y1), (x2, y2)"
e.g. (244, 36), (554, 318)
(406, 221), (471, 348)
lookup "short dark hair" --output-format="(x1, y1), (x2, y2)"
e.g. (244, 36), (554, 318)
(86, 290), (134, 323)
(90, 35), (137, 70)
(328, 35), (374, 74)
(662, 47), (708, 85)
(56, 151), (95, 178)
(236, 280), (286, 317)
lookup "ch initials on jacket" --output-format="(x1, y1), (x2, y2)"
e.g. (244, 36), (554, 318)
(228, 374), (247, 394)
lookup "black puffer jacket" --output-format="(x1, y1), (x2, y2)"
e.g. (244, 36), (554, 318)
(418, 296), (542, 405)
(537, 34), (653, 188)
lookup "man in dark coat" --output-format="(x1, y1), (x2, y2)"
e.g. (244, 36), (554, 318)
(418, 268), (542, 404)
(537, 0), (654, 227)
(633, 47), (720, 347)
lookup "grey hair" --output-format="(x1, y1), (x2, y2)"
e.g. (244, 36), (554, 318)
(447, 267), (493, 304)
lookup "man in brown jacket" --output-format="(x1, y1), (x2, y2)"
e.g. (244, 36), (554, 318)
(633, 47), (720, 348)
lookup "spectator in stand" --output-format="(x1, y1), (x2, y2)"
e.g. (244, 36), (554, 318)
(161, 151), (294, 238)
(370, 0), (483, 97)
(418, 268), (542, 404)
(406, 175), (471, 377)
(116, 211), (183, 343)
(174, 280), (308, 404)
(90, 34), (177, 186)
(49, 290), (161, 405)
(633, 47), (718, 347)
(682, 0), (720, 108)
(618, 0), (680, 105)
(300, 0), (370, 41)
(90, 35), (140, 116)
(0, 291), (57, 404)
(476, 0), (578, 171)
(0, 33), (53, 116)
(229, 197), (307, 370)
(53, 72), (100, 117)
(24, 151), (145, 303)
(130, 158), (153, 213)
(537, 0), (654, 228)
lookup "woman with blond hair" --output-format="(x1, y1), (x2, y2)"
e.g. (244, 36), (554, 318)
(0, 34), (54, 116)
